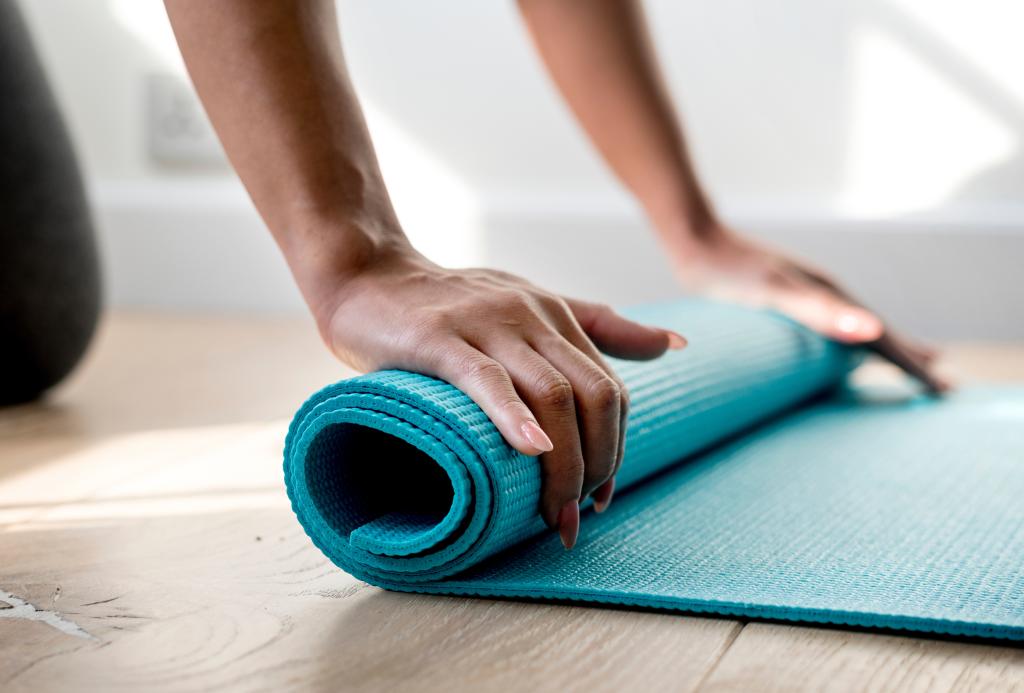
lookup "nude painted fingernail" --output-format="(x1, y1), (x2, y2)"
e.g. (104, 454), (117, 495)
(521, 420), (554, 453)
(835, 310), (883, 340)
(666, 331), (688, 350)
(835, 312), (863, 335)
(593, 477), (615, 514)
(557, 500), (580, 550)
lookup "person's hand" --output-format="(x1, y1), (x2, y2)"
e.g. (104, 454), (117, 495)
(673, 226), (949, 393)
(314, 247), (687, 548)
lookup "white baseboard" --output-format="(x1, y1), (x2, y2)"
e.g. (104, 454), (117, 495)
(89, 179), (1024, 339)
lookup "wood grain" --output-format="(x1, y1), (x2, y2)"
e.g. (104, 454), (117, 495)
(701, 623), (1024, 692)
(1, 314), (1021, 692)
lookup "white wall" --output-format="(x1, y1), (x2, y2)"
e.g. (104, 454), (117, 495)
(16, 0), (1024, 338)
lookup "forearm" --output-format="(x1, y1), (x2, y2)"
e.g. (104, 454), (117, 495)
(164, 0), (413, 320)
(518, 0), (721, 258)
(519, 0), (944, 388)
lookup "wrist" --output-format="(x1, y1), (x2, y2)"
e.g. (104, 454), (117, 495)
(638, 182), (728, 252)
(653, 212), (734, 267)
(285, 214), (421, 329)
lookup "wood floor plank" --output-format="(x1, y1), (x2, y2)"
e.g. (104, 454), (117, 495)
(699, 623), (1024, 692)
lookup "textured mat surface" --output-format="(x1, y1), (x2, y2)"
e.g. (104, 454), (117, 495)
(284, 300), (1024, 640)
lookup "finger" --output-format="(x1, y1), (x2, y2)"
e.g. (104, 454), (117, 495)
(783, 273), (946, 390)
(486, 341), (586, 542)
(794, 264), (842, 292)
(593, 477), (615, 513)
(565, 298), (686, 360)
(792, 269), (944, 368)
(541, 299), (632, 483)
(430, 342), (554, 457)
(871, 333), (951, 395)
(769, 286), (884, 344)
(888, 330), (940, 365)
(531, 335), (621, 502)
(614, 391), (629, 478)
(794, 271), (944, 370)
(914, 343), (939, 364)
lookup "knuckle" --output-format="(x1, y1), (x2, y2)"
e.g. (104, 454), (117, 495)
(585, 375), (621, 411)
(539, 293), (570, 314)
(493, 289), (532, 313)
(544, 455), (585, 489)
(464, 356), (507, 386)
(534, 373), (574, 410)
(491, 269), (519, 282)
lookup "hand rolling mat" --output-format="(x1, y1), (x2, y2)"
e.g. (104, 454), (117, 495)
(284, 300), (1024, 640)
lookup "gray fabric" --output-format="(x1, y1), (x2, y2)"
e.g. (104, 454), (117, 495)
(0, 0), (101, 404)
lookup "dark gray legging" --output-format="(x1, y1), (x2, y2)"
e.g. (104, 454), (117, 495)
(0, 0), (101, 405)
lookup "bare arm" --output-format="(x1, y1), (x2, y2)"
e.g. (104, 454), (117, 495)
(164, 0), (403, 315)
(520, 0), (714, 249)
(165, 0), (686, 544)
(518, 0), (945, 391)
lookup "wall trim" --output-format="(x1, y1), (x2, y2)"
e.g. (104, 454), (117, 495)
(87, 179), (1024, 339)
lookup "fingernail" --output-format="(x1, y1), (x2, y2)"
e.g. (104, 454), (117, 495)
(834, 310), (883, 340)
(557, 500), (580, 550)
(834, 312), (862, 335)
(666, 331), (688, 350)
(521, 420), (554, 453)
(593, 478), (615, 513)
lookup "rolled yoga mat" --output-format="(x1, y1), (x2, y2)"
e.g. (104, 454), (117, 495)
(284, 300), (1024, 640)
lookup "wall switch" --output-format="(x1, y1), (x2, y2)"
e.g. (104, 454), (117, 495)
(145, 73), (227, 168)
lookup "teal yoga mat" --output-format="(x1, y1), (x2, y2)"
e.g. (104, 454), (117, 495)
(284, 300), (1024, 640)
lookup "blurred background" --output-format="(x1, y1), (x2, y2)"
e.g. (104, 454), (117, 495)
(17, 0), (1024, 339)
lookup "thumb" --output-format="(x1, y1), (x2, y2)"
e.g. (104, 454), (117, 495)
(773, 289), (884, 344)
(565, 298), (687, 360)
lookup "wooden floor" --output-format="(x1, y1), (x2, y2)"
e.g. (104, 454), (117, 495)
(2, 313), (1022, 692)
